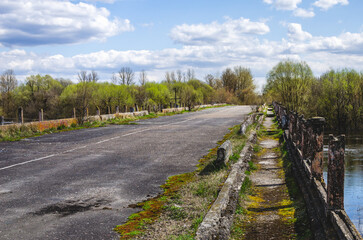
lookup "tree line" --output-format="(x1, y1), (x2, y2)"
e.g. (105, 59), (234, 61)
(264, 60), (363, 132)
(0, 67), (259, 123)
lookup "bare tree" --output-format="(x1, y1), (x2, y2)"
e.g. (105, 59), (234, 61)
(187, 69), (195, 81)
(0, 69), (17, 118)
(170, 71), (176, 82)
(177, 70), (182, 82)
(118, 67), (134, 85)
(204, 74), (215, 88)
(165, 71), (171, 83)
(78, 70), (99, 83)
(0, 69), (17, 94)
(111, 73), (118, 84)
(89, 70), (99, 82)
(139, 70), (148, 86)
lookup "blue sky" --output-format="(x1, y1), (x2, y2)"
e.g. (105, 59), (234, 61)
(0, 0), (362, 91)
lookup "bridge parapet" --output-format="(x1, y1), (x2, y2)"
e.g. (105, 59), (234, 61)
(273, 101), (362, 240)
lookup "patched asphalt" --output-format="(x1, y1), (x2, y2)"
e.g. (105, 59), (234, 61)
(0, 106), (251, 240)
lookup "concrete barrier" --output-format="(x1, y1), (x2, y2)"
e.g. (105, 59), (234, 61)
(216, 140), (232, 165)
(195, 111), (261, 240)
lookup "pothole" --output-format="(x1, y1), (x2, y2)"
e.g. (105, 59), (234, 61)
(33, 198), (110, 217)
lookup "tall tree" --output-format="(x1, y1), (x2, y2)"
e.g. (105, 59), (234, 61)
(139, 70), (147, 86)
(118, 67), (134, 85)
(265, 60), (314, 112)
(0, 70), (17, 118)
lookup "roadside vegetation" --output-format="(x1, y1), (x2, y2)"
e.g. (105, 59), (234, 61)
(114, 120), (260, 239)
(263, 60), (363, 132)
(0, 67), (260, 124)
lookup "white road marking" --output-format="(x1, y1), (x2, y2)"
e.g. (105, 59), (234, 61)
(0, 107), (236, 171)
(0, 154), (56, 171)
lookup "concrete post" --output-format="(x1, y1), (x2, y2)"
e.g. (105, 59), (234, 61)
(18, 107), (23, 124)
(309, 117), (325, 180)
(288, 111), (293, 140)
(327, 134), (345, 210)
(73, 108), (76, 119)
(39, 109), (44, 122)
(301, 119), (308, 160)
(0, 116), (4, 125)
(297, 114), (304, 150)
(116, 106), (119, 114)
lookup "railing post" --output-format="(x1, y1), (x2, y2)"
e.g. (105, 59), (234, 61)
(309, 117), (325, 180)
(39, 109), (44, 122)
(18, 107), (24, 124)
(0, 116), (4, 125)
(301, 118), (308, 160)
(288, 111), (294, 140)
(327, 134), (345, 210)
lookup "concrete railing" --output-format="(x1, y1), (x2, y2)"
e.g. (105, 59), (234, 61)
(196, 113), (264, 240)
(273, 102), (362, 240)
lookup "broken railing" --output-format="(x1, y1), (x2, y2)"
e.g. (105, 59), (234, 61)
(273, 102), (362, 240)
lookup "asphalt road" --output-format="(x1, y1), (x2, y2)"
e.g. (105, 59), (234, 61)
(0, 106), (251, 240)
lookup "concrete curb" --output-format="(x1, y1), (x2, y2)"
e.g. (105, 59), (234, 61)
(195, 114), (263, 240)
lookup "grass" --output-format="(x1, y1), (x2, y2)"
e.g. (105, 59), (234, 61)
(114, 119), (259, 239)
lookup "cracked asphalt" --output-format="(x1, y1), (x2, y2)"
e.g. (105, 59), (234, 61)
(0, 106), (251, 240)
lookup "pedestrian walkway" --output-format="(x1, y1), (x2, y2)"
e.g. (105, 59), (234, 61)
(238, 113), (310, 239)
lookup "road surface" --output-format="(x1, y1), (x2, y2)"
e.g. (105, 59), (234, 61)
(0, 106), (251, 240)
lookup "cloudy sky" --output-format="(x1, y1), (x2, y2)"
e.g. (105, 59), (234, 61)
(0, 0), (362, 90)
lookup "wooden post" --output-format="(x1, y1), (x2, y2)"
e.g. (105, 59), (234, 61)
(309, 117), (325, 181)
(124, 105), (127, 113)
(108, 106), (111, 114)
(73, 108), (76, 119)
(18, 107), (24, 124)
(327, 134), (345, 210)
(39, 109), (44, 122)
(116, 106), (119, 114)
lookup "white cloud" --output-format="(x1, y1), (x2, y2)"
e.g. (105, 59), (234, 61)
(2, 20), (363, 91)
(289, 31), (363, 54)
(287, 23), (312, 41)
(0, 0), (133, 47)
(264, 0), (302, 10)
(83, 0), (116, 3)
(313, 0), (349, 10)
(293, 8), (315, 18)
(170, 17), (270, 46)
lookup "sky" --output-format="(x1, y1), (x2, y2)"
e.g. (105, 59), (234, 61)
(0, 0), (362, 91)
